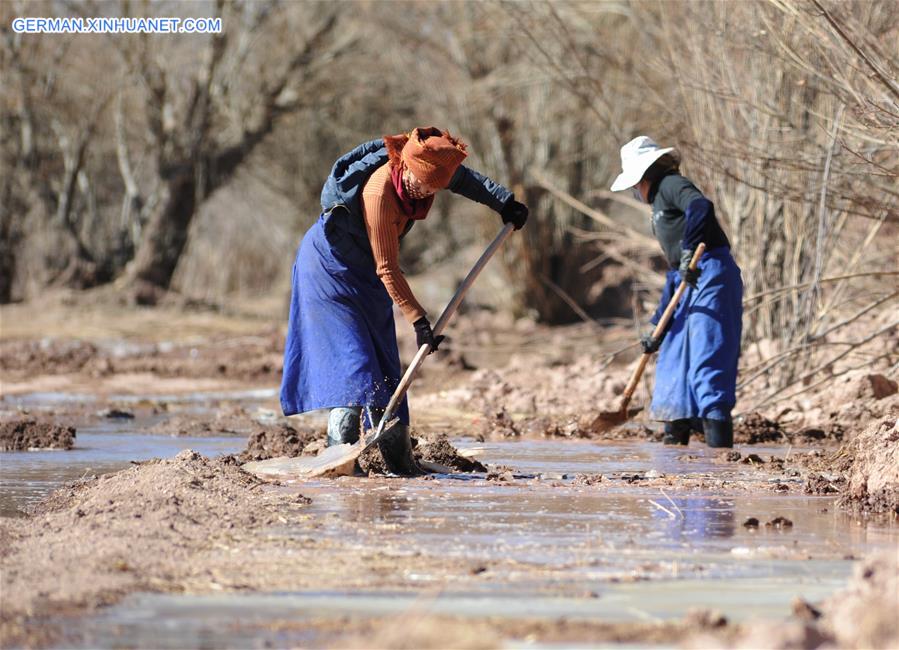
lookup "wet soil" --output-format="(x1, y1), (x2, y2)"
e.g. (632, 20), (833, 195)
(415, 434), (487, 472)
(1, 300), (897, 648)
(0, 329), (284, 384)
(1, 450), (310, 641)
(5, 438), (894, 649)
(712, 551), (898, 649)
(838, 415), (899, 514)
(238, 424), (323, 462)
(0, 419), (76, 451)
(147, 406), (275, 438)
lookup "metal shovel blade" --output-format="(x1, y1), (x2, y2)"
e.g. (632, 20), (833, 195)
(242, 442), (361, 480)
(588, 407), (644, 434)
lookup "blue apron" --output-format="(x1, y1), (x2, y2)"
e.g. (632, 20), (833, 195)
(280, 215), (410, 425)
(649, 248), (743, 422)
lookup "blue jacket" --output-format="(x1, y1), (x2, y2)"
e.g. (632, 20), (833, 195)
(320, 139), (513, 265)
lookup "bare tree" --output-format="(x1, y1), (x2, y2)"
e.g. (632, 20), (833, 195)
(102, 1), (346, 302)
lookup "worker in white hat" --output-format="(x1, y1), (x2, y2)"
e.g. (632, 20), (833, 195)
(611, 136), (743, 448)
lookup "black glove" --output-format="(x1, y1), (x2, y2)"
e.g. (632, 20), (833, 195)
(679, 248), (701, 288)
(640, 333), (662, 354)
(413, 317), (444, 354)
(500, 198), (528, 230)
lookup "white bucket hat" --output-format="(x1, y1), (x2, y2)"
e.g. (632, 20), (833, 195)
(610, 136), (674, 192)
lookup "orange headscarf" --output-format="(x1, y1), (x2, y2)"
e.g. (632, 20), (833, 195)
(383, 127), (468, 189)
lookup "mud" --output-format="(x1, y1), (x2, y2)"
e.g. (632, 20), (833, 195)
(2, 437), (896, 649)
(238, 424), (323, 462)
(327, 615), (722, 649)
(772, 371), (899, 437)
(356, 432), (487, 476)
(0, 450), (308, 632)
(415, 434), (488, 472)
(479, 407), (521, 438)
(705, 551), (899, 649)
(356, 444), (390, 475)
(149, 407), (268, 438)
(838, 415), (899, 514)
(733, 412), (785, 444)
(429, 354), (626, 421)
(2, 301), (897, 649)
(236, 422), (487, 476)
(0, 329), (284, 385)
(0, 419), (76, 451)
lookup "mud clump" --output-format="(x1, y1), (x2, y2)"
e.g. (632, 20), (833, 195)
(415, 434), (487, 472)
(358, 434), (487, 476)
(486, 466), (515, 482)
(837, 415), (899, 514)
(572, 474), (604, 486)
(357, 444), (390, 475)
(734, 412), (783, 444)
(804, 472), (843, 495)
(239, 425), (323, 462)
(0, 419), (76, 451)
(765, 516), (793, 528)
(97, 408), (135, 420)
(480, 408), (520, 438)
(855, 373), (898, 401)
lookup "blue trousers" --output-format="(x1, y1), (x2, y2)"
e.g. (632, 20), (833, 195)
(650, 248), (743, 421)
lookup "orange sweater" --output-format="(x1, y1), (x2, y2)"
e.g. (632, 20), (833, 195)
(361, 164), (428, 324)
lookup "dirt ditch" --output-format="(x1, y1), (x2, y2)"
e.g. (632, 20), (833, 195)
(2, 309), (897, 649)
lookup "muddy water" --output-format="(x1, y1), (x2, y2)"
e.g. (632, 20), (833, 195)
(60, 440), (897, 649)
(0, 420), (245, 517)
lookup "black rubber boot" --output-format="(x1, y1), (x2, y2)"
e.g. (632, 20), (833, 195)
(377, 423), (421, 476)
(703, 417), (734, 448)
(327, 407), (361, 446)
(663, 419), (692, 445)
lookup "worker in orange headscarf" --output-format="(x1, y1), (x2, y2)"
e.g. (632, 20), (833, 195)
(281, 127), (528, 473)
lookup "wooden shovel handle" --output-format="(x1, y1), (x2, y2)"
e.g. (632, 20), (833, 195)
(372, 223), (516, 438)
(619, 243), (706, 411)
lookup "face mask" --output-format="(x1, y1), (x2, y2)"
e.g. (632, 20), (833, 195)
(631, 187), (644, 203)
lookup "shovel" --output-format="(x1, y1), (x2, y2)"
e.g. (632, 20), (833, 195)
(244, 223), (516, 481)
(589, 243), (706, 433)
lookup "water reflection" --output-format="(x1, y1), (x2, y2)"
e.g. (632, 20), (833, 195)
(651, 496), (737, 541)
(337, 487), (414, 524)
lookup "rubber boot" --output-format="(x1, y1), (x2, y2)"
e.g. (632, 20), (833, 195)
(703, 417), (734, 448)
(663, 419), (691, 445)
(327, 407), (361, 447)
(377, 422), (421, 476)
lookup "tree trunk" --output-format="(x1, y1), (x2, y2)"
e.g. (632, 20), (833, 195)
(0, 182), (18, 303)
(126, 170), (196, 302)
